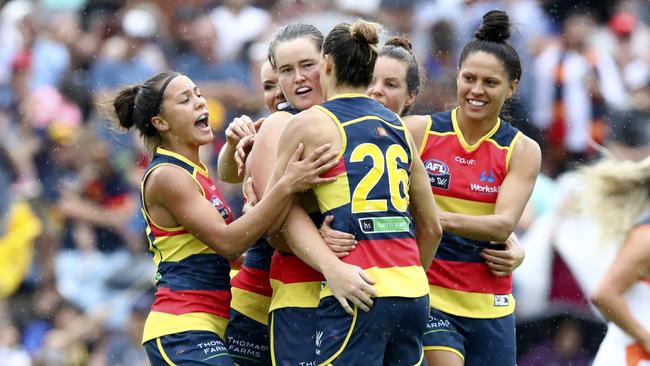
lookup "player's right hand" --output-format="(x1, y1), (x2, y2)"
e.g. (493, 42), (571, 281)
(320, 215), (357, 258)
(283, 143), (338, 193)
(323, 262), (376, 315)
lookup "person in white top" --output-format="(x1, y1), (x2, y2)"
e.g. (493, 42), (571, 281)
(577, 156), (650, 365)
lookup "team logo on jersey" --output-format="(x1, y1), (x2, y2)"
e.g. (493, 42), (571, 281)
(211, 196), (231, 220)
(423, 159), (450, 189)
(374, 127), (388, 136)
(471, 170), (500, 194)
(494, 294), (509, 307)
(480, 170), (495, 183)
(359, 216), (411, 234)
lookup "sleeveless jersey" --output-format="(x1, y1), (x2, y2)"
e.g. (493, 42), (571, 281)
(263, 109), (325, 312)
(421, 108), (521, 318)
(313, 94), (428, 299)
(229, 108), (303, 323)
(141, 147), (234, 342)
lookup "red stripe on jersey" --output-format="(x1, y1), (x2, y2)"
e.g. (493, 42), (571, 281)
(269, 252), (324, 284)
(343, 238), (421, 269)
(422, 135), (508, 204)
(149, 225), (189, 237)
(320, 158), (346, 178)
(427, 259), (512, 294)
(151, 287), (231, 318)
(231, 266), (272, 297)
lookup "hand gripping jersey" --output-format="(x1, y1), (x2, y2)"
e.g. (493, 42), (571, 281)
(313, 94), (428, 299)
(421, 108), (521, 318)
(141, 148), (234, 343)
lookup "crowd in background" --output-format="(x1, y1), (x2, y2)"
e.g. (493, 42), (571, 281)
(0, 0), (649, 365)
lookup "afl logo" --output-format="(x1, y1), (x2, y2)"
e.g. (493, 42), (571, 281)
(211, 196), (231, 220)
(211, 197), (224, 209)
(424, 159), (451, 190)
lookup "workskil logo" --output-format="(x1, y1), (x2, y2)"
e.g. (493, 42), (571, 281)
(471, 170), (499, 193)
(479, 170), (495, 183)
(424, 159), (450, 189)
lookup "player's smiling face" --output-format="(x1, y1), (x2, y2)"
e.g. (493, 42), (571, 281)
(368, 56), (415, 115)
(260, 61), (286, 113)
(456, 51), (517, 124)
(274, 37), (323, 111)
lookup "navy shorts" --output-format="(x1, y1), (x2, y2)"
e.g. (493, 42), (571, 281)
(144, 330), (235, 365)
(224, 309), (271, 366)
(315, 295), (429, 366)
(422, 307), (516, 366)
(269, 307), (318, 366)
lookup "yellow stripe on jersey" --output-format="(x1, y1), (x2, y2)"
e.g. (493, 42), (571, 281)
(315, 105), (347, 162)
(150, 233), (215, 264)
(142, 311), (228, 343)
(230, 288), (271, 325)
(320, 266), (428, 299)
(312, 172), (351, 212)
(451, 107), (501, 153)
(428, 285), (515, 318)
(433, 195), (495, 215)
(505, 131), (522, 172)
(484, 138), (511, 151)
(418, 115), (434, 157)
(428, 130), (457, 137)
(341, 115), (407, 131)
(268, 280), (321, 311)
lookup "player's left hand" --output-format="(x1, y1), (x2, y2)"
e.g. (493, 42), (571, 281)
(320, 215), (357, 258)
(479, 232), (525, 277)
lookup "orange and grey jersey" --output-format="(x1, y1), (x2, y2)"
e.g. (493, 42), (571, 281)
(140, 147), (234, 343)
(421, 108), (521, 318)
(313, 93), (428, 299)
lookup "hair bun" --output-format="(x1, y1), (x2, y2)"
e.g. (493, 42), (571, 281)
(113, 84), (141, 130)
(350, 20), (381, 45)
(385, 35), (412, 51)
(475, 10), (511, 43)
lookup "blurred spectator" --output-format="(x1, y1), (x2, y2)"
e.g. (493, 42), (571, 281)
(0, 317), (31, 366)
(210, 0), (271, 61)
(532, 10), (626, 177)
(90, 6), (165, 99)
(519, 317), (592, 366)
(94, 293), (152, 366)
(607, 68), (650, 161)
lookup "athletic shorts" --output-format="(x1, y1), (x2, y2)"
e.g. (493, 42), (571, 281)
(269, 307), (318, 365)
(315, 295), (429, 366)
(144, 330), (235, 365)
(224, 309), (271, 366)
(423, 307), (516, 366)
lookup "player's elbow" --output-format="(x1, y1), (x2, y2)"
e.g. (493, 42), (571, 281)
(590, 286), (610, 311)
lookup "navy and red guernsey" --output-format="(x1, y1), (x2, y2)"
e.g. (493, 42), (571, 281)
(140, 147), (234, 343)
(420, 108), (521, 318)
